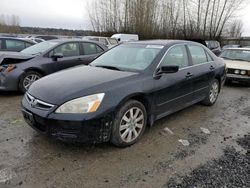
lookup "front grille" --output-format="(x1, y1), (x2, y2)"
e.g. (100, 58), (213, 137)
(25, 93), (54, 110)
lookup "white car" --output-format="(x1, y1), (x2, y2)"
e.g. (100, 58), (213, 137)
(220, 48), (250, 86)
(82, 36), (118, 48)
(111, 34), (139, 43)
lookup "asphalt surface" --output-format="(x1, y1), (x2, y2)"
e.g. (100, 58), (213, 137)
(0, 84), (249, 188)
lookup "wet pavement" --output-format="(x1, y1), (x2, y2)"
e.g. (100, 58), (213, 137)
(0, 85), (249, 188)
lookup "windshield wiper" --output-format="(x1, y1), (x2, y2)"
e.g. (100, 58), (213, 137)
(231, 58), (248, 62)
(95, 65), (121, 71)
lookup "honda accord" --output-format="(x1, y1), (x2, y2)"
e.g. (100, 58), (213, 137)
(22, 40), (226, 147)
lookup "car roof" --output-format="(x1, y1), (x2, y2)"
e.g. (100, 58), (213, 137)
(0, 37), (36, 44)
(224, 48), (250, 51)
(126, 40), (204, 46)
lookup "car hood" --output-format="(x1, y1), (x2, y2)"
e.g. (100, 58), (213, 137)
(28, 66), (138, 105)
(0, 52), (34, 65)
(224, 59), (250, 70)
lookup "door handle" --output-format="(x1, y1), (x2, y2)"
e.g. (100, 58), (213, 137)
(186, 72), (193, 78)
(210, 65), (215, 70)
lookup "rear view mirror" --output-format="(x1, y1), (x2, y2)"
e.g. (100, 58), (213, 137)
(51, 53), (63, 61)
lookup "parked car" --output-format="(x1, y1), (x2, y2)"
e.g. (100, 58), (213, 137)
(0, 39), (107, 93)
(206, 40), (221, 56)
(28, 37), (45, 43)
(21, 40), (226, 147)
(83, 36), (118, 48)
(111, 33), (139, 42)
(222, 44), (241, 50)
(0, 37), (35, 52)
(220, 48), (250, 86)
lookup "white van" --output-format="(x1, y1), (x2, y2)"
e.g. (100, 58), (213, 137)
(111, 34), (139, 42)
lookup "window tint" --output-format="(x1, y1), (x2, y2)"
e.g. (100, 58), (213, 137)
(188, 45), (208, 65)
(25, 42), (33, 48)
(6, 40), (25, 51)
(0, 39), (2, 49)
(99, 38), (108, 45)
(53, 43), (80, 57)
(82, 43), (103, 55)
(161, 45), (189, 68)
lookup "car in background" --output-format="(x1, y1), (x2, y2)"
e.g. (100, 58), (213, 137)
(111, 33), (139, 42)
(0, 37), (35, 52)
(28, 37), (45, 43)
(0, 39), (108, 92)
(222, 44), (241, 50)
(206, 40), (221, 56)
(22, 40), (226, 147)
(220, 48), (250, 86)
(83, 36), (118, 48)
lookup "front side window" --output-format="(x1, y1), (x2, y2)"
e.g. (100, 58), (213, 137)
(91, 44), (162, 71)
(82, 43), (103, 55)
(188, 45), (208, 65)
(6, 40), (25, 51)
(161, 45), (189, 68)
(53, 43), (80, 57)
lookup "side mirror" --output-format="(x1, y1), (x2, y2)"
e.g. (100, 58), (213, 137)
(154, 65), (179, 79)
(51, 53), (63, 61)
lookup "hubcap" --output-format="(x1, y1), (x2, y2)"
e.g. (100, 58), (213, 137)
(209, 81), (219, 103)
(23, 74), (40, 90)
(119, 107), (144, 143)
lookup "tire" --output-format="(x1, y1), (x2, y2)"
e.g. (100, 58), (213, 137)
(201, 79), (220, 106)
(111, 100), (147, 147)
(19, 71), (42, 93)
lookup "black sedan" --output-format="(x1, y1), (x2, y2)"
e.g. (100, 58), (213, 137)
(22, 40), (226, 147)
(0, 39), (107, 92)
(0, 37), (35, 52)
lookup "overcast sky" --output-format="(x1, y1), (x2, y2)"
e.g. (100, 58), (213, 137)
(1, 0), (250, 36)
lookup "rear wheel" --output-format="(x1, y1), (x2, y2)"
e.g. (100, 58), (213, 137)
(19, 71), (42, 93)
(111, 100), (147, 147)
(202, 79), (220, 106)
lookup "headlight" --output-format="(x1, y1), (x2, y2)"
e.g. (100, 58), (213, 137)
(240, 70), (246, 75)
(234, 70), (240, 74)
(55, 93), (105, 114)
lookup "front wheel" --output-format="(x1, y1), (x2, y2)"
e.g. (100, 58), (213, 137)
(19, 71), (42, 93)
(201, 79), (220, 106)
(111, 100), (147, 147)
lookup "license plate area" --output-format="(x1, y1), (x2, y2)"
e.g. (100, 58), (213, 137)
(22, 109), (35, 126)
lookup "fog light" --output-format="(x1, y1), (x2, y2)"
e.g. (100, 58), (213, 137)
(234, 70), (240, 74)
(240, 70), (246, 75)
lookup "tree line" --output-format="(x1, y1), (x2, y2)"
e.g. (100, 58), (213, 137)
(0, 14), (21, 33)
(88, 0), (246, 39)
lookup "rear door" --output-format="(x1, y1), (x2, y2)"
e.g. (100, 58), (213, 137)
(187, 45), (216, 100)
(154, 45), (195, 119)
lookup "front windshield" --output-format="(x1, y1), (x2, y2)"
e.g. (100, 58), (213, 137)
(220, 49), (250, 62)
(108, 38), (118, 45)
(91, 44), (163, 71)
(21, 41), (59, 55)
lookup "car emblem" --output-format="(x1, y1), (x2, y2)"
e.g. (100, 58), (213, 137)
(30, 98), (38, 107)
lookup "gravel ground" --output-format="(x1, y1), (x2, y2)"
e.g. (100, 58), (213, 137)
(165, 135), (250, 188)
(0, 85), (249, 188)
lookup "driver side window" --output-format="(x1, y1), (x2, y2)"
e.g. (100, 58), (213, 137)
(51, 42), (80, 57)
(161, 45), (189, 68)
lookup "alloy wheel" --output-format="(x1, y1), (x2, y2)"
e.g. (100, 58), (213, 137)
(23, 74), (41, 91)
(209, 81), (219, 103)
(119, 107), (144, 143)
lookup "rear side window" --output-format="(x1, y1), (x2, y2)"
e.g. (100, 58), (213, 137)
(6, 39), (25, 51)
(53, 42), (80, 57)
(161, 45), (189, 68)
(82, 43), (103, 55)
(188, 45), (208, 65)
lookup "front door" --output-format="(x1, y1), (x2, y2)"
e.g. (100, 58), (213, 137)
(154, 45), (195, 119)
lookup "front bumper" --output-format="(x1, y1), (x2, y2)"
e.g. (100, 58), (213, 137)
(22, 97), (114, 143)
(226, 74), (250, 84)
(0, 70), (20, 91)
